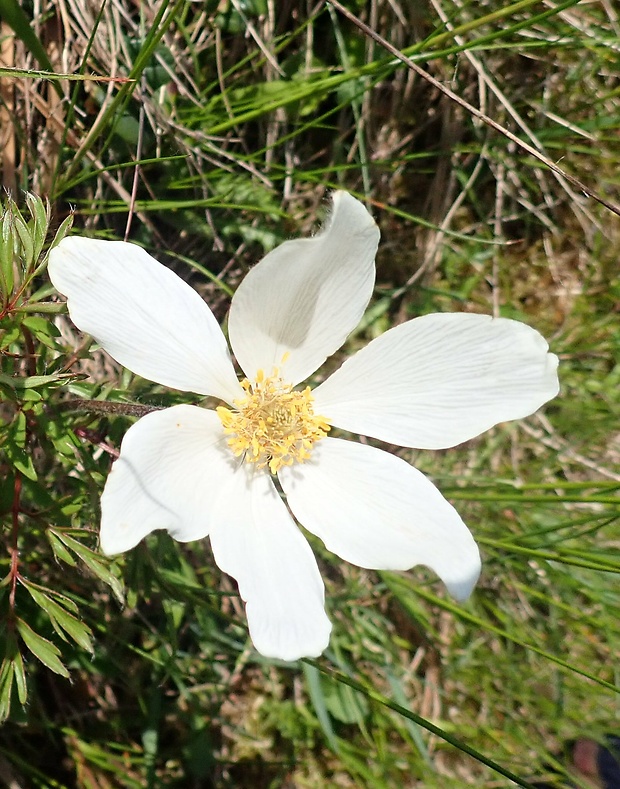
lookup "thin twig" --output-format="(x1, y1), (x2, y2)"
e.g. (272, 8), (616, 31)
(124, 76), (146, 241)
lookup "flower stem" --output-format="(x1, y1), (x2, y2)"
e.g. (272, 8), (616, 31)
(54, 399), (162, 418)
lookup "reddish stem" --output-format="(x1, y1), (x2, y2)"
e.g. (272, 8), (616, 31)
(9, 472), (22, 610)
(74, 427), (120, 459)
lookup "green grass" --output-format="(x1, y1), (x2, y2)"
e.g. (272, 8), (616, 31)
(0, 1), (619, 786)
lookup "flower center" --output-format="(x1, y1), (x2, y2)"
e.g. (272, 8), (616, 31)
(216, 368), (330, 474)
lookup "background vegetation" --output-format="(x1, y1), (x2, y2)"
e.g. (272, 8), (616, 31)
(0, 0), (619, 786)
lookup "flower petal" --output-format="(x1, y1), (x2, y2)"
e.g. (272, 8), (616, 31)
(100, 406), (234, 555)
(209, 466), (331, 660)
(49, 237), (243, 403)
(279, 438), (481, 601)
(228, 192), (379, 385)
(313, 313), (559, 450)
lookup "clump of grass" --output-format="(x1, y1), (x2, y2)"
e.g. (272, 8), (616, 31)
(0, 1), (618, 787)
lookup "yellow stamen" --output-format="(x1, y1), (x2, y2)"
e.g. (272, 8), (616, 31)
(216, 367), (330, 474)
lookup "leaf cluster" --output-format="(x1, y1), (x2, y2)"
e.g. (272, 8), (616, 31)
(0, 195), (121, 719)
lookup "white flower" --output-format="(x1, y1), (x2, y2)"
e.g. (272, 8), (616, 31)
(48, 192), (559, 661)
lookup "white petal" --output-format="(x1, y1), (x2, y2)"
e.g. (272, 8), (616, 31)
(49, 237), (242, 404)
(279, 438), (481, 601)
(228, 192), (379, 385)
(313, 313), (559, 450)
(100, 406), (235, 554)
(209, 466), (331, 660)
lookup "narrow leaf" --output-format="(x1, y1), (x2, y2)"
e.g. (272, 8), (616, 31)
(13, 649), (27, 705)
(302, 662), (339, 751)
(0, 658), (14, 722)
(24, 584), (93, 653)
(13, 213), (34, 271)
(0, 210), (14, 297)
(16, 618), (69, 677)
(47, 530), (77, 566)
(50, 530), (124, 603)
(24, 193), (49, 263)
(11, 372), (73, 389)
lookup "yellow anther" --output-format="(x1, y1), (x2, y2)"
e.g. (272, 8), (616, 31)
(216, 369), (330, 474)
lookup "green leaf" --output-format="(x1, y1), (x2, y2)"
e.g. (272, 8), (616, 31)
(11, 372), (72, 390)
(0, 371), (16, 392)
(321, 673), (369, 725)
(12, 454), (37, 481)
(51, 431), (80, 458)
(21, 315), (60, 351)
(13, 211), (34, 272)
(24, 583), (94, 653)
(0, 656), (15, 722)
(21, 388), (42, 403)
(49, 530), (124, 603)
(0, 321), (20, 350)
(24, 193), (49, 264)
(8, 409), (26, 446)
(15, 300), (66, 314)
(46, 530), (77, 566)
(0, 208), (15, 298)
(13, 648), (27, 705)
(48, 214), (74, 252)
(15, 618), (69, 677)
(4, 410), (37, 480)
(29, 211), (72, 280)
(302, 662), (339, 751)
